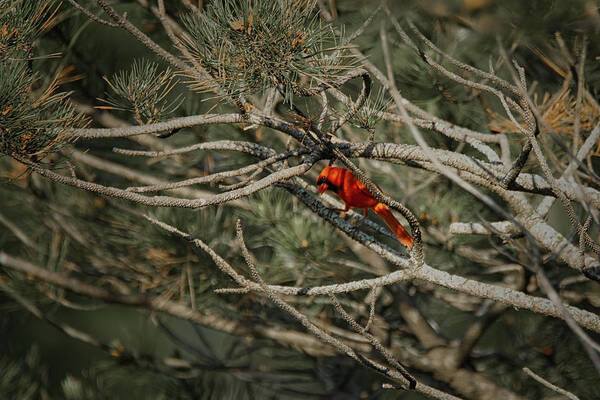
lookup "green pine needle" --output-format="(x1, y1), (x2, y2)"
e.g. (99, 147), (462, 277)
(99, 59), (183, 124)
(181, 0), (351, 102)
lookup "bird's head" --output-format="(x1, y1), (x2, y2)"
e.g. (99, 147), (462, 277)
(317, 165), (332, 195)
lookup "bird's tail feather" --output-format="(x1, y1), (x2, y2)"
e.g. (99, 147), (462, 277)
(373, 203), (414, 250)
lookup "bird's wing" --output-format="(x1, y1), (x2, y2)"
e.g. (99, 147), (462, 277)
(355, 178), (383, 197)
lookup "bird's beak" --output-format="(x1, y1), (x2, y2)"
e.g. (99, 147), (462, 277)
(318, 183), (328, 195)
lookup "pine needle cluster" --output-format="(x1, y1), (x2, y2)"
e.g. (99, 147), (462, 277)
(0, 346), (51, 400)
(99, 59), (182, 124)
(347, 87), (391, 130)
(0, 0), (84, 160)
(181, 0), (349, 101)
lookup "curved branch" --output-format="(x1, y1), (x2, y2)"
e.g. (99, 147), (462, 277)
(94, 0), (190, 72)
(25, 158), (313, 209)
(72, 113), (313, 144)
(143, 194), (600, 334)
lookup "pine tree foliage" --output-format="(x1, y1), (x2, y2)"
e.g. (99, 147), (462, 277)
(181, 0), (350, 100)
(1, 0), (600, 399)
(0, 346), (51, 400)
(99, 59), (182, 124)
(0, 0), (85, 160)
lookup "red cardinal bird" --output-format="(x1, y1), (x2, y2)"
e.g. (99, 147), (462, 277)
(317, 166), (413, 249)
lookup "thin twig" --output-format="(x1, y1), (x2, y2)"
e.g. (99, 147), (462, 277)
(26, 158), (312, 209)
(94, 0), (189, 71)
(522, 367), (580, 400)
(66, 0), (119, 27)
